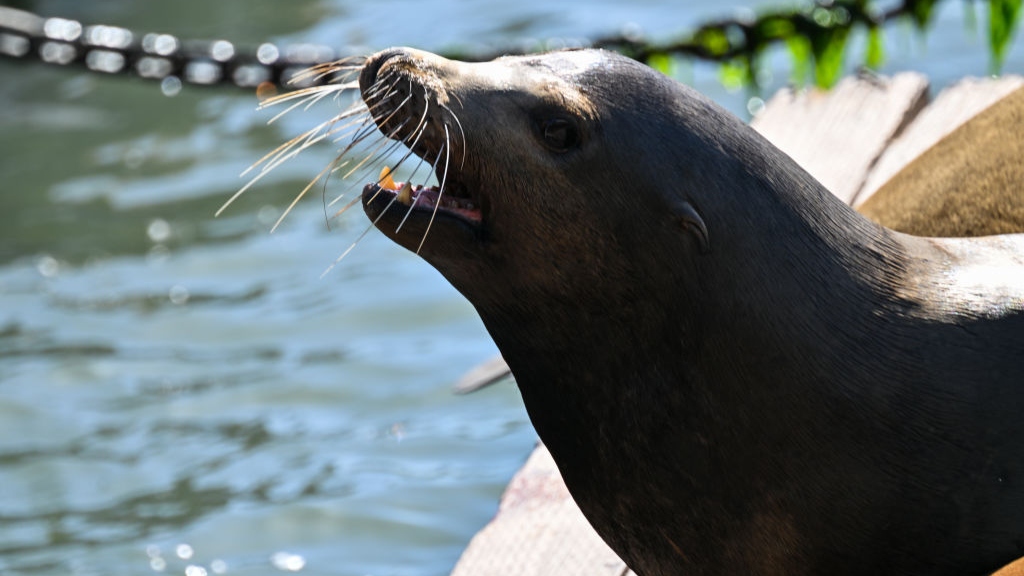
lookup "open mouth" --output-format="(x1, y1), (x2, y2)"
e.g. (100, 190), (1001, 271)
(362, 165), (482, 228)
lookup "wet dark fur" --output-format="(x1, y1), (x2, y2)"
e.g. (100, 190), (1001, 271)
(358, 48), (1024, 576)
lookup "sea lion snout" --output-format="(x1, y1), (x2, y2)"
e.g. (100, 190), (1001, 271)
(356, 47), (489, 258)
(358, 47), (452, 93)
(358, 47), (407, 93)
(358, 47), (463, 167)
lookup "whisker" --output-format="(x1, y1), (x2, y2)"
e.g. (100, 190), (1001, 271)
(319, 108), (418, 211)
(393, 120), (436, 234)
(363, 72), (400, 100)
(339, 105), (411, 179)
(390, 100), (432, 169)
(241, 95), (373, 183)
(228, 118), (366, 213)
(218, 133), (338, 215)
(227, 57), (472, 272)
(267, 77), (360, 102)
(311, 94), (415, 202)
(439, 103), (468, 169)
(341, 116), (411, 180)
(249, 110), (371, 179)
(269, 157), (340, 233)
(299, 84), (354, 113)
(347, 114), (388, 148)
(261, 74), (391, 136)
(320, 195), (402, 278)
(362, 91), (413, 137)
(401, 119), (435, 183)
(364, 129), (430, 216)
(245, 123), (334, 179)
(227, 114), (377, 221)
(269, 122), (394, 228)
(358, 86), (407, 124)
(295, 61), (364, 85)
(342, 136), (403, 185)
(328, 193), (363, 219)
(415, 125), (451, 254)
(324, 136), (408, 210)
(263, 83), (359, 124)
(289, 57), (365, 83)
(258, 83), (349, 108)
(217, 61), (377, 222)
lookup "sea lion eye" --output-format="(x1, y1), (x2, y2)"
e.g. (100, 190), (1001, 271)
(538, 118), (580, 153)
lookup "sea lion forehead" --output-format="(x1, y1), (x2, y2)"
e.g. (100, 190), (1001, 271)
(519, 49), (616, 77)
(465, 51), (603, 116)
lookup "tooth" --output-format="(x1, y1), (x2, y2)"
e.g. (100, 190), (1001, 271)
(397, 182), (413, 204)
(379, 167), (397, 190)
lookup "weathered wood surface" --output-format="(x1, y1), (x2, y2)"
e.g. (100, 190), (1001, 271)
(449, 73), (1023, 576)
(750, 72), (929, 204)
(451, 445), (631, 576)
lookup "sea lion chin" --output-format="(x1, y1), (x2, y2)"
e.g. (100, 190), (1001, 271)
(358, 47), (1024, 576)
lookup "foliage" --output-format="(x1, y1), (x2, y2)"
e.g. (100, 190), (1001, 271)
(990, 0), (1024, 70)
(447, 0), (1023, 89)
(619, 0), (1019, 88)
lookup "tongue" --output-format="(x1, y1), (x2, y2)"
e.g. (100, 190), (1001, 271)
(377, 166), (481, 222)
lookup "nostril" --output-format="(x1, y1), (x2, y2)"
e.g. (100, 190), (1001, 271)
(358, 47), (412, 94)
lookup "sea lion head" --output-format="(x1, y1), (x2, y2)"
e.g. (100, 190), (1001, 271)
(358, 48), (758, 314)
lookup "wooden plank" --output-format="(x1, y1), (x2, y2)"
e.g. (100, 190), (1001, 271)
(854, 75), (1024, 207)
(750, 72), (929, 204)
(451, 444), (632, 576)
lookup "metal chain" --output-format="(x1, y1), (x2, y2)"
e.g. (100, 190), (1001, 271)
(0, 6), (349, 91)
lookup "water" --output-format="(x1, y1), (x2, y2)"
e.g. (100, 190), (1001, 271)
(0, 1), (1021, 575)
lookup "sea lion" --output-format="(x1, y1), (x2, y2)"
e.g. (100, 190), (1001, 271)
(355, 47), (1024, 576)
(858, 85), (1024, 237)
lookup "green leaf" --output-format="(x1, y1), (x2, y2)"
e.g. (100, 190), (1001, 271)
(810, 26), (851, 88)
(787, 35), (813, 87)
(756, 15), (796, 40)
(647, 52), (674, 75)
(865, 25), (885, 69)
(694, 27), (732, 57)
(720, 58), (748, 91)
(989, 0), (1023, 72)
(908, 0), (938, 29)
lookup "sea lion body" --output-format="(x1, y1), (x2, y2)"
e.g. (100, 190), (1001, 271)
(356, 48), (1024, 575)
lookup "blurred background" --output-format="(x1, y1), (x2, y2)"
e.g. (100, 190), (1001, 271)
(0, 1), (1021, 575)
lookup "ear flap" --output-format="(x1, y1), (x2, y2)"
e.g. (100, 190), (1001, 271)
(672, 200), (710, 254)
